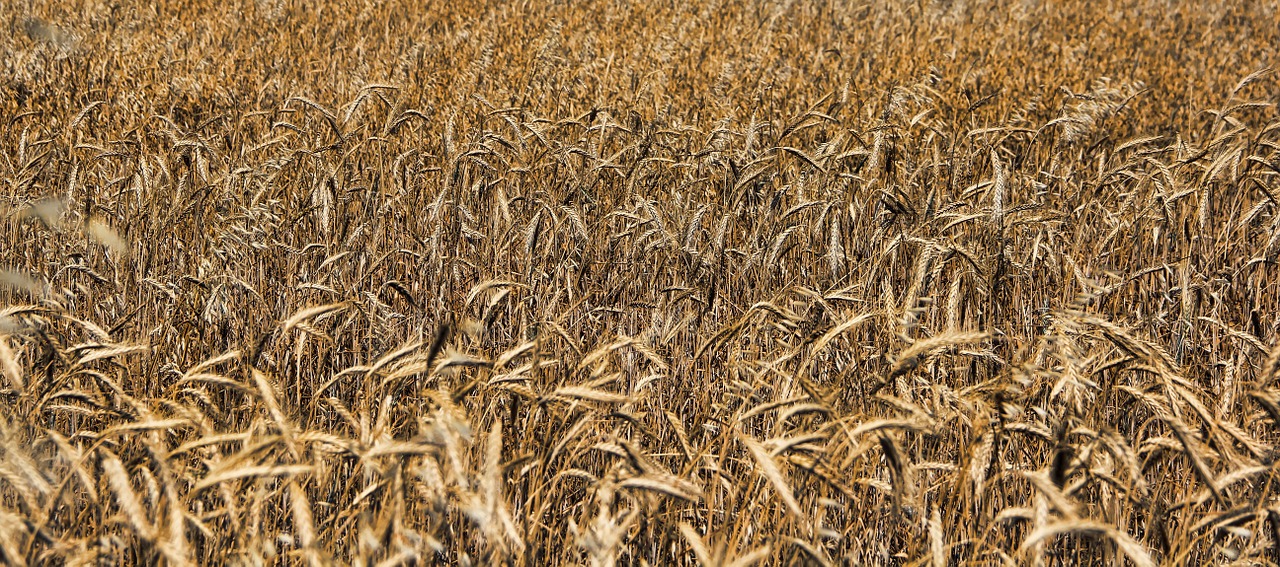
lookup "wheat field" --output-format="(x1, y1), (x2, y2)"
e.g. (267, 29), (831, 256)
(2, 0), (1280, 564)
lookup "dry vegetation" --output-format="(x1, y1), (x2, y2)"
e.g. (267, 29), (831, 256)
(2, 0), (1280, 564)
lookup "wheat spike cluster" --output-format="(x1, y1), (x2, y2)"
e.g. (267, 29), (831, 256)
(1, 0), (1279, 565)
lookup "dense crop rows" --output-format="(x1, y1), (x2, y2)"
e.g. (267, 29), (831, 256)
(2, 1), (1280, 564)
